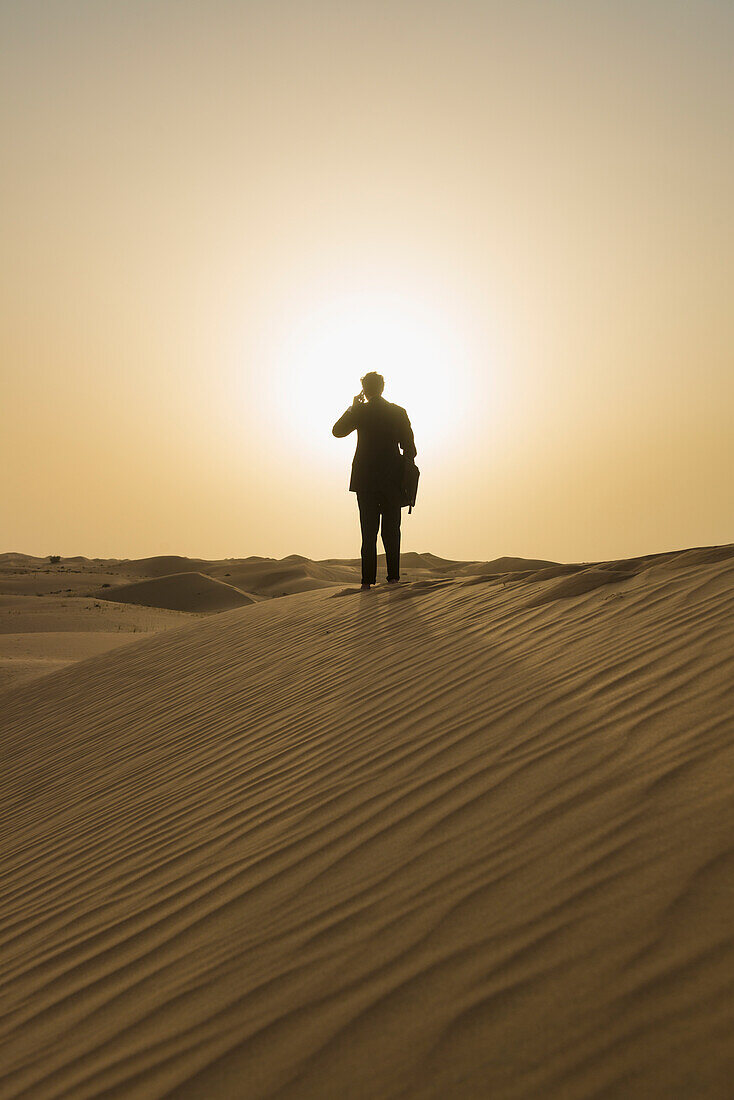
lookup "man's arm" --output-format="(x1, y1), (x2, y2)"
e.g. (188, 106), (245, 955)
(332, 396), (365, 437)
(399, 409), (417, 459)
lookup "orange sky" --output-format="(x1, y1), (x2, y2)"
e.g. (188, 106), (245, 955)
(2, 1), (732, 563)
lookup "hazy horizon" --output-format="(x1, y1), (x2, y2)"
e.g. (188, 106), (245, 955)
(3, 1), (733, 563)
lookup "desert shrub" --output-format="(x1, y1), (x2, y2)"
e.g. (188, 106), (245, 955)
(49, 555), (61, 564)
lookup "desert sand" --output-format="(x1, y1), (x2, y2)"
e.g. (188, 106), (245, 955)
(1, 544), (734, 1097)
(0, 551), (521, 692)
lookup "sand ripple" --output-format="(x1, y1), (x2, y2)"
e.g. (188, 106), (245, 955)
(2, 553), (734, 1097)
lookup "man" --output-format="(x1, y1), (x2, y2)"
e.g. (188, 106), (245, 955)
(332, 372), (417, 590)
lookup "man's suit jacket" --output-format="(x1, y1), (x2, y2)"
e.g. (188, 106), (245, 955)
(332, 397), (417, 494)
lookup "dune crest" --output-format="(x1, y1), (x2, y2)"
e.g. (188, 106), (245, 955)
(2, 550), (734, 1097)
(1, 550), (568, 691)
(97, 571), (255, 613)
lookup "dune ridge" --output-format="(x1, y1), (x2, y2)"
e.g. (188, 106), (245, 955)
(2, 550), (568, 690)
(2, 548), (734, 1097)
(96, 572), (256, 614)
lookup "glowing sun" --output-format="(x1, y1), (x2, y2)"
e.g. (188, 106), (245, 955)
(273, 289), (468, 455)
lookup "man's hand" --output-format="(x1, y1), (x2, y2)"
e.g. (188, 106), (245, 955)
(352, 392), (366, 407)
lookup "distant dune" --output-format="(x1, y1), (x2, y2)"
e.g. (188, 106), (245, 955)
(6, 551), (521, 689)
(119, 554), (215, 579)
(97, 571), (255, 613)
(208, 558), (359, 596)
(2, 544), (734, 1096)
(456, 554), (560, 576)
(0, 557), (200, 690)
(0, 552), (49, 566)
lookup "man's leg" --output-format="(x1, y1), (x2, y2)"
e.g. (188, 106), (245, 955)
(380, 496), (402, 582)
(357, 492), (380, 585)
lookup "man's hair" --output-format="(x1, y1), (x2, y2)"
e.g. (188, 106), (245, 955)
(361, 372), (385, 398)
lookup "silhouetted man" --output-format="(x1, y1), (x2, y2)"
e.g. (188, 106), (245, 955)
(332, 372), (417, 589)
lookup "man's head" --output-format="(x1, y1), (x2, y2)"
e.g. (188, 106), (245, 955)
(361, 372), (385, 400)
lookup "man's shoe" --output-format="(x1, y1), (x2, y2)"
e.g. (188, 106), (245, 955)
(387, 579), (400, 585)
(361, 582), (373, 590)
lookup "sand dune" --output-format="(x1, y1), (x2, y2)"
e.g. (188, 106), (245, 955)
(2, 545), (734, 1097)
(120, 555), (215, 579)
(0, 593), (195, 693)
(97, 571), (255, 614)
(2, 552), (489, 687)
(0, 630), (156, 692)
(456, 554), (560, 577)
(91, 552), (474, 599)
(526, 565), (629, 606)
(0, 564), (124, 596)
(0, 595), (192, 637)
(208, 558), (358, 597)
(115, 551), (561, 599)
(1, 551), (566, 612)
(0, 553), (49, 566)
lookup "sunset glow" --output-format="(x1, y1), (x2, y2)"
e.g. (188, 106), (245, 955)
(2, 1), (732, 561)
(272, 288), (473, 457)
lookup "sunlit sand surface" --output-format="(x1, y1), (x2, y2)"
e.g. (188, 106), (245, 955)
(0, 552), (554, 691)
(2, 545), (734, 1097)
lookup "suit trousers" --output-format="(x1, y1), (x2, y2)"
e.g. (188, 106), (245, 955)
(356, 490), (402, 585)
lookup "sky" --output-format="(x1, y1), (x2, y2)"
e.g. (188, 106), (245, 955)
(2, 0), (732, 564)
